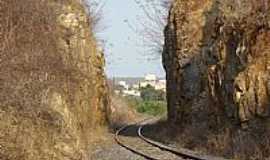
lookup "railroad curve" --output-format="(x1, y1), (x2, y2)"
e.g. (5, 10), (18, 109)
(115, 119), (230, 160)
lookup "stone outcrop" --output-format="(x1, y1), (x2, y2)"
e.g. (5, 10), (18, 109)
(163, 0), (270, 126)
(0, 0), (109, 159)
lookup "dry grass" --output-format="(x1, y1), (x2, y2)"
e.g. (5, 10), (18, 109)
(144, 119), (270, 159)
(108, 95), (139, 130)
(145, 113), (270, 159)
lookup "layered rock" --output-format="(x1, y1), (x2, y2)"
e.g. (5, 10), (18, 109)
(0, 0), (109, 159)
(163, 0), (270, 126)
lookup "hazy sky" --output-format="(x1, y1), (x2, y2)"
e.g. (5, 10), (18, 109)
(98, 0), (165, 78)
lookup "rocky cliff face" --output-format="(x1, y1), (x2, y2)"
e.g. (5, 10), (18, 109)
(163, 0), (270, 158)
(163, 0), (270, 126)
(0, 0), (109, 159)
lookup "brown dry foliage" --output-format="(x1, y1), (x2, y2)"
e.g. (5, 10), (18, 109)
(109, 95), (138, 130)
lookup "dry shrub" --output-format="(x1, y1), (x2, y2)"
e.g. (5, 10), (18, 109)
(109, 95), (138, 130)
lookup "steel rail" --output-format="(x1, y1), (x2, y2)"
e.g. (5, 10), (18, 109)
(115, 119), (230, 160)
(115, 120), (160, 160)
(138, 121), (230, 160)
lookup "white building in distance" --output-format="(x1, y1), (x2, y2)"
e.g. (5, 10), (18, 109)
(139, 74), (166, 92)
(154, 80), (166, 91)
(118, 81), (129, 90)
(145, 74), (157, 81)
(122, 90), (141, 97)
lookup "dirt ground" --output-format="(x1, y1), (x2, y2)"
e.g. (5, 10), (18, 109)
(90, 132), (146, 160)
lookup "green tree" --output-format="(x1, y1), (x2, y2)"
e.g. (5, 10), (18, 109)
(137, 101), (167, 116)
(140, 85), (165, 101)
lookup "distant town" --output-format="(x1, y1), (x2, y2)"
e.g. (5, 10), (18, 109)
(109, 74), (166, 97)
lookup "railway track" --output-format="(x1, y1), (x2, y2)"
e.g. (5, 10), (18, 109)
(115, 119), (229, 160)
